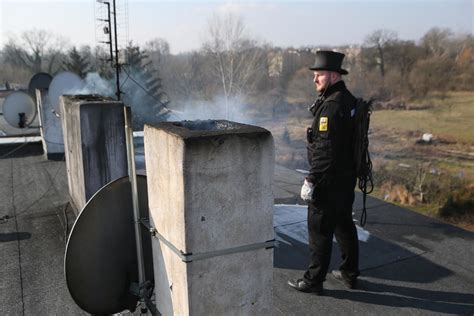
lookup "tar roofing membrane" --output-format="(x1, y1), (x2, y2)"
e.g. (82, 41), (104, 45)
(1, 144), (473, 315)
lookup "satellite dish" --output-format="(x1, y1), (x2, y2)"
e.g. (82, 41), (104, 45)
(48, 71), (83, 111)
(2, 92), (37, 128)
(65, 175), (154, 314)
(28, 72), (52, 99)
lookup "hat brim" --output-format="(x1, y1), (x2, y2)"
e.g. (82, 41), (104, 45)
(309, 67), (348, 75)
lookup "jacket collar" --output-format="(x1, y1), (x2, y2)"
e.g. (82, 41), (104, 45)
(319, 80), (346, 98)
(310, 80), (347, 115)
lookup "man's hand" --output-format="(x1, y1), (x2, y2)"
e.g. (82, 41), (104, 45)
(300, 178), (314, 202)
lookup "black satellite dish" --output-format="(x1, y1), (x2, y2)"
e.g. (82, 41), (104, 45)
(64, 175), (154, 314)
(28, 72), (52, 100)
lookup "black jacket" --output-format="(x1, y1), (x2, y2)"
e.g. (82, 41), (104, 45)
(306, 81), (357, 188)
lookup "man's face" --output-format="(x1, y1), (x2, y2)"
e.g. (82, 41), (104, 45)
(313, 70), (331, 93)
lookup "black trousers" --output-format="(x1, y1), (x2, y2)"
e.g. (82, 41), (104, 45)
(304, 179), (360, 284)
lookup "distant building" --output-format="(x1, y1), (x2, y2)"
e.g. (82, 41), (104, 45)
(268, 51), (284, 77)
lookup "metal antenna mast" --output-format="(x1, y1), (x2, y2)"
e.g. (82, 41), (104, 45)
(94, 2), (157, 315)
(96, 0), (124, 100)
(112, 0), (121, 100)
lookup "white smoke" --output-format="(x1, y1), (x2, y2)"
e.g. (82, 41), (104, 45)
(64, 72), (259, 127)
(175, 94), (258, 125)
(69, 72), (115, 97)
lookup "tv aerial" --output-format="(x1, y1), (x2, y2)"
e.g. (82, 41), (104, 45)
(2, 92), (37, 128)
(95, 0), (129, 100)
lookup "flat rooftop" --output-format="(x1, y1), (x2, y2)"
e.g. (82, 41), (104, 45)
(1, 144), (474, 315)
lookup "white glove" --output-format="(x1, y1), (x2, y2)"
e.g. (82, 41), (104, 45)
(300, 178), (314, 202)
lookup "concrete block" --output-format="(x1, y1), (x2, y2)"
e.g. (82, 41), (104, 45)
(60, 95), (128, 212)
(144, 120), (274, 315)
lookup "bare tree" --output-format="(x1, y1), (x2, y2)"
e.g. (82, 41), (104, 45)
(387, 40), (422, 80)
(421, 27), (453, 57)
(202, 13), (264, 119)
(3, 29), (67, 74)
(364, 29), (398, 77)
(145, 38), (170, 67)
(414, 163), (429, 203)
(159, 52), (210, 105)
(384, 40), (423, 98)
(409, 55), (456, 99)
(0, 63), (32, 84)
(454, 34), (474, 90)
(287, 67), (316, 104)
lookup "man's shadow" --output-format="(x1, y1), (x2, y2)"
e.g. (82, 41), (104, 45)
(274, 221), (451, 283)
(326, 279), (474, 314)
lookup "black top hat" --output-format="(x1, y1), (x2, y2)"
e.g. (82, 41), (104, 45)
(309, 50), (348, 75)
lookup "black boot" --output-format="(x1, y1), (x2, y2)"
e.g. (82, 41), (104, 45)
(287, 279), (324, 295)
(331, 270), (357, 289)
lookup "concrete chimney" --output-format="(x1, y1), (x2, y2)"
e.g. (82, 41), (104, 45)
(60, 95), (128, 213)
(144, 120), (274, 315)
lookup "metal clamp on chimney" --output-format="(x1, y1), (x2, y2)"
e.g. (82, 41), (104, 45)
(140, 218), (275, 263)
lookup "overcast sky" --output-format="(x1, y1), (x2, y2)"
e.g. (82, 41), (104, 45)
(0, 0), (472, 54)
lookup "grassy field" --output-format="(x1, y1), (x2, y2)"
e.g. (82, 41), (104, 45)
(372, 92), (474, 144)
(370, 92), (474, 178)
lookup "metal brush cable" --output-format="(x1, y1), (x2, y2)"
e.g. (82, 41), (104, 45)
(354, 99), (373, 227)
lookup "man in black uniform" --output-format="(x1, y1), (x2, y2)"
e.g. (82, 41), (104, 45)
(288, 50), (359, 294)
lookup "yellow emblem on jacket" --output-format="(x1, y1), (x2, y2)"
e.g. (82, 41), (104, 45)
(319, 117), (328, 131)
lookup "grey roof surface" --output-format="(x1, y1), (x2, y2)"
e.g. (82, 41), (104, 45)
(1, 146), (473, 315)
(0, 145), (85, 315)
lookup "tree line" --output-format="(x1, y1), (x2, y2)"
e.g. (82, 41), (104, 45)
(1, 14), (473, 122)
